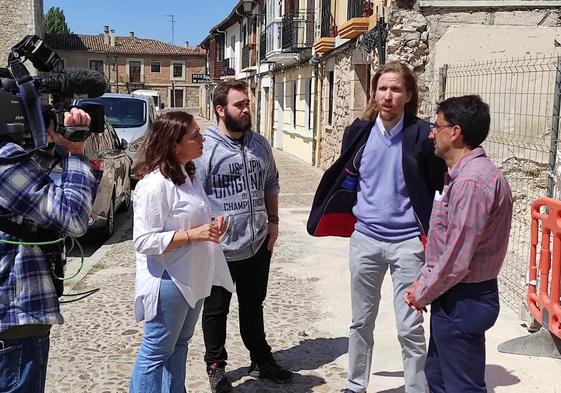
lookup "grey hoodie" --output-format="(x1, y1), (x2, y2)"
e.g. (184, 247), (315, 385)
(195, 125), (280, 261)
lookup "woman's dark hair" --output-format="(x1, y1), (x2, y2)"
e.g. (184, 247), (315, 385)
(361, 61), (419, 121)
(134, 111), (196, 185)
(437, 95), (490, 148)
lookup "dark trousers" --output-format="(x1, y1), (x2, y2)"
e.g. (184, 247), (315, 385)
(425, 279), (500, 393)
(202, 239), (273, 368)
(0, 332), (50, 392)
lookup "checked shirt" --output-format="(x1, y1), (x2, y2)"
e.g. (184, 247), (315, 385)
(0, 142), (95, 332)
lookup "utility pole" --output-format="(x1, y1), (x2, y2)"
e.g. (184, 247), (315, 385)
(165, 14), (176, 45)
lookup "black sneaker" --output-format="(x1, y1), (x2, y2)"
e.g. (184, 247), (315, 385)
(248, 360), (294, 383)
(207, 363), (233, 393)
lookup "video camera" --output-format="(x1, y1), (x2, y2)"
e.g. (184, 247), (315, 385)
(0, 35), (107, 157)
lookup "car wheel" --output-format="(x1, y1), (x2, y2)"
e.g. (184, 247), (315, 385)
(103, 197), (115, 239)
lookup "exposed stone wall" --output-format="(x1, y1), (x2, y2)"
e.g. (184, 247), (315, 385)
(317, 44), (373, 169)
(318, 46), (356, 169)
(185, 86), (200, 108)
(0, 0), (44, 67)
(386, 7), (432, 116)
(385, 3), (561, 118)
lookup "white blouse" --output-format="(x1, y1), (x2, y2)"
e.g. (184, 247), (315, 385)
(132, 168), (235, 322)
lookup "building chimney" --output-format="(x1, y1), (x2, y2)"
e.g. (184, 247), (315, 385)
(110, 29), (116, 47)
(130, 32), (135, 37)
(103, 25), (110, 45)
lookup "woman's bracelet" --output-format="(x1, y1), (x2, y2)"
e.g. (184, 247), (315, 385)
(184, 229), (191, 245)
(268, 214), (279, 224)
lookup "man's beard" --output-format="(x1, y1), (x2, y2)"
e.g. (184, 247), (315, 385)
(224, 109), (251, 134)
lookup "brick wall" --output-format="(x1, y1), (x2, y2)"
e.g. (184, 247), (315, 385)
(57, 50), (204, 106)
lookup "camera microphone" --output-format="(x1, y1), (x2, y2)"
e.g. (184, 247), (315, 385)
(35, 67), (107, 98)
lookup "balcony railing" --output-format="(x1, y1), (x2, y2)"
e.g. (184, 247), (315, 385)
(348, 0), (374, 19)
(282, 10), (315, 50)
(242, 44), (251, 69)
(220, 58), (236, 76)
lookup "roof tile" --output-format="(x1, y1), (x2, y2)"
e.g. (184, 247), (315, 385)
(44, 34), (205, 56)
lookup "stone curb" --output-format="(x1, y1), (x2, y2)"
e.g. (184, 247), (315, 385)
(63, 213), (132, 293)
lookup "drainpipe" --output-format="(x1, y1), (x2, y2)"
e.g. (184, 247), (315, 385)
(313, 60), (325, 167)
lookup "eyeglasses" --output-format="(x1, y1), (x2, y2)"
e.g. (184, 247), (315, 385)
(429, 122), (453, 134)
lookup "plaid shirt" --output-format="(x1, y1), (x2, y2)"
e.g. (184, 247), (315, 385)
(0, 142), (95, 333)
(414, 147), (512, 308)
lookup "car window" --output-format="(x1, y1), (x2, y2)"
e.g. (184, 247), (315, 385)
(80, 97), (146, 128)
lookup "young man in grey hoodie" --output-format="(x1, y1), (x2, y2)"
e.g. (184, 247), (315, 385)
(195, 80), (293, 393)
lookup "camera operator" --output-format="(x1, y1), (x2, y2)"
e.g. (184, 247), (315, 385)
(0, 107), (95, 392)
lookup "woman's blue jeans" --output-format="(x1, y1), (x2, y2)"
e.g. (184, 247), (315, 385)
(130, 271), (203, 393)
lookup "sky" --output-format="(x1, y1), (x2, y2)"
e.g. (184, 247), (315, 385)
(43, 0), (239, 47)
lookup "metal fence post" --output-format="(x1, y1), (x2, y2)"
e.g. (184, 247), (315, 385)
(438, 64), (448, 103)
(547, 57), (561, 198)
(377, 19), (387, 66)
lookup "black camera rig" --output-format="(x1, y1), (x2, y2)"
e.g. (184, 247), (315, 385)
(0, 35), (106, 164)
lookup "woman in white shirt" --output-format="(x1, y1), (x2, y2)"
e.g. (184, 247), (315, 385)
(129, 111), (234, 393)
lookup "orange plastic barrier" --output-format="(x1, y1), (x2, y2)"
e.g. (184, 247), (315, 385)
(528, 197), (561, 339)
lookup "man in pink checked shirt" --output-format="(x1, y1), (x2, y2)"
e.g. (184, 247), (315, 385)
(405, 95), (513, 393)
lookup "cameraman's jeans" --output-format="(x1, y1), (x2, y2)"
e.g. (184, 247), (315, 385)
(130, 271), (203, 393)
(0, 332), (50, 392)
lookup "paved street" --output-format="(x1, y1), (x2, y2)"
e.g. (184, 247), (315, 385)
(46, 114), (561, 393)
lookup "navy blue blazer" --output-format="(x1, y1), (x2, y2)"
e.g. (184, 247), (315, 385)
(307, 114), (447, 237)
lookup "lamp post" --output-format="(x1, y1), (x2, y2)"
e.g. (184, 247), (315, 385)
(241, 0), (254, 14)
(241, 0), (263, 134)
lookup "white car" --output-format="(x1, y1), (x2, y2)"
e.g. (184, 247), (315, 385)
(76, 93), (156, 174)
(132, 89), (163, 111)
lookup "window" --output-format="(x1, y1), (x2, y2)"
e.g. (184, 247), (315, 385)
(89, 60), (103, 73)
(216, 40), (224, 62)
(150, 62), (160, 73)
(129, 60), (141, 83)
(328, 71), (334, 125)
(79, 97), (146, 128)
(306, 78), (313, 130)
(170, 61), (185, 80)
(173, 64), (182, 78)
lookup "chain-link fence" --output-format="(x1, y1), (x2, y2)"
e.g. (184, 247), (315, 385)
(434, 56), (561, 314)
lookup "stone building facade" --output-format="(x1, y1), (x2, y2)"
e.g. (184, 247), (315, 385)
(0, 0), (44, 69)
(317, 45), (372, 168)
(385, 2), (561, 117)
(314, 0), (561, 169)
(44, 28), (205, 109)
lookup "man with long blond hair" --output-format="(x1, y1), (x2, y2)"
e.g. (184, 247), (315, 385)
(335, 61), (446, 393)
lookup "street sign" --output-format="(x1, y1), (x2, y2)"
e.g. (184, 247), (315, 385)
(192, 73), (210, 83)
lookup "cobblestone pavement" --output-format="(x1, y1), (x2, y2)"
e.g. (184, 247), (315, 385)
(46, 115), (351, 393)
(46, 114), (561, 393)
